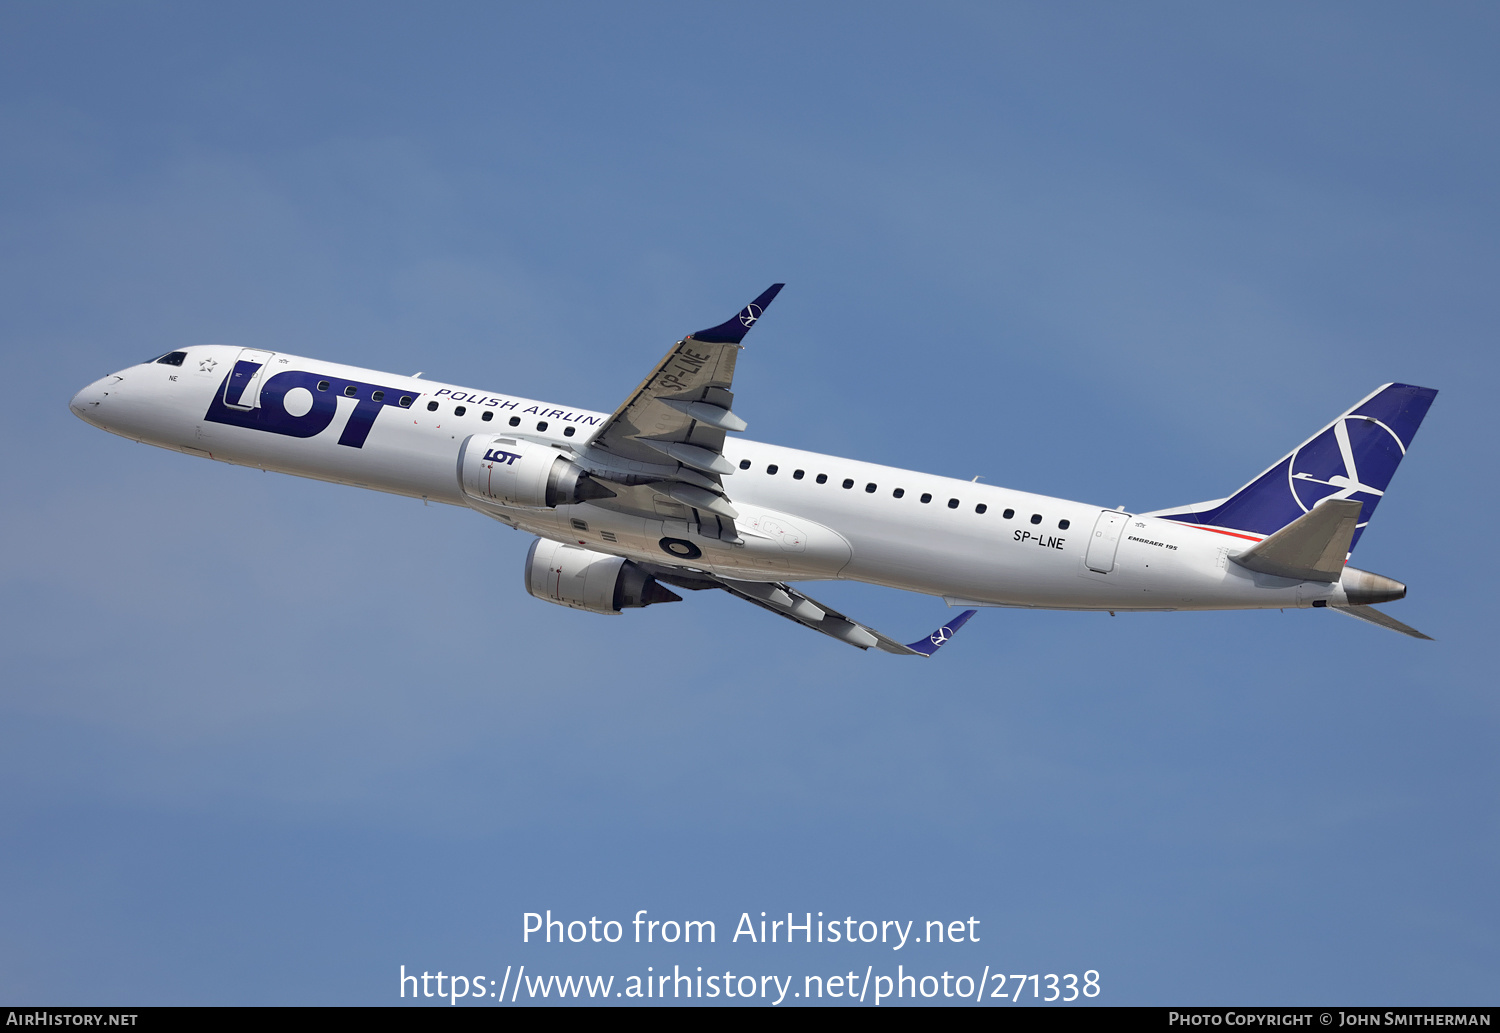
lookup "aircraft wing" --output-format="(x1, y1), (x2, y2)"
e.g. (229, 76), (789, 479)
(643, 564), (977, 655)
(576, 285), (783, 522)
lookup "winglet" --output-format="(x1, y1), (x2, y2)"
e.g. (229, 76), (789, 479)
(691, 284), (785, 344)
(905, 609), (977, 657)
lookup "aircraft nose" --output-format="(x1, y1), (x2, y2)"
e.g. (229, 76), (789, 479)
(69, 375), (117, 425)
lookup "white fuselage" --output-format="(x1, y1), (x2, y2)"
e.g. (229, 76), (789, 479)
(71, 346), (1354, 613)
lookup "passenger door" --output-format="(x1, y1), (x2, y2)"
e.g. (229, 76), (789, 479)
(222, 349), (275, 410)
(1085, 510), (1127, 573)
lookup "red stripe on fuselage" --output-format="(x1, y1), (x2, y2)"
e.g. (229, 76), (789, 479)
(1178, 523), (1264, 542)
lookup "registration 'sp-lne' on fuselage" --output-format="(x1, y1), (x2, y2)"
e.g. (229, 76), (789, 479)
(69, 286), (1436, 653)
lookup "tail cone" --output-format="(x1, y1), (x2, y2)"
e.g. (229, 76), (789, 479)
(1341, 567), (1406, 606)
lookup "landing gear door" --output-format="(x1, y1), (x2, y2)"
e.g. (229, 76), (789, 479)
(223, 349), (275, 410)
(1086, 510), (1127, 573)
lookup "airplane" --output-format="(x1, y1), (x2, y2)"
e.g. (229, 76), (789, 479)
(68, 284), (1437, 654)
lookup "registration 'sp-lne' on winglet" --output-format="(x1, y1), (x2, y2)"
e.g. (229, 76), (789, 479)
(692, 284), (785, 344)
(905, 609), (978, 657)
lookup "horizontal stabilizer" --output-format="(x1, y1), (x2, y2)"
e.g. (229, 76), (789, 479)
(1330, 604), (1433, 640)
(1231, 499), (1361, 582)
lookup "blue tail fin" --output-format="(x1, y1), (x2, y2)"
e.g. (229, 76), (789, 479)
(1149, 383), (1437, 551)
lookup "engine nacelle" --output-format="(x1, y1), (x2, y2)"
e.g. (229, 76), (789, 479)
(525, 539), (682, 615)
(460, 435), (615, 509)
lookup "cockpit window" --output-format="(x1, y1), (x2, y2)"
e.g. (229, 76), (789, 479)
(153, 351), (187, 367)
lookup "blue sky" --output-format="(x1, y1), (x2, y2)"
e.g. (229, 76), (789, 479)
(1, 2), (1495, 1005)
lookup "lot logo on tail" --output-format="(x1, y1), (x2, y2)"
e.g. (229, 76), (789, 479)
(1157, 382), (1436, 551)
(1288, 416), (1403, 521)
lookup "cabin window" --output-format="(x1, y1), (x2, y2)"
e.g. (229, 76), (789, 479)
(399, 396), (413, 407)
(153, 351), (187, 366)
(344, 386), (358, 397)
(537, 421), (548, 431)
(947, 498), (959, 509)
(976, 503), (987, 514)
(372, 391), (385, 402)
(1058, 519), (1070, 530)
(920, 493), (932, 504)
(893, 488), (905, 498)
(454, 405), (466, 416)
(739, 459), (751, 470)
(865, 482), (877, 493)
(1030, 513), (1042, 524)
(1003, 508), (1014, 519)
(767, 464), (779, 475)
(317, 381), (331, 392)
(816, 474), (828, 484)
(564, 426), (576, 437)
(427, 401), (439, 411)
(842, 478), (854, 489)
(508, 416), (521, 426)
(793, 469), (805, 480)
(481, 410), (493, 421)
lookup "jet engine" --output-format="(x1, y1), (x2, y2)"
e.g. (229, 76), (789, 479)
(459, 435), (615, 509)
(524, 538), (682, 614)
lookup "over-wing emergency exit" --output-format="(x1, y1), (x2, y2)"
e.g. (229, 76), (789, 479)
(69, 286), (1437, 652)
